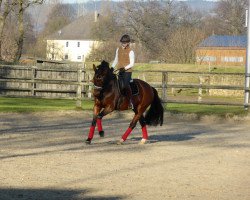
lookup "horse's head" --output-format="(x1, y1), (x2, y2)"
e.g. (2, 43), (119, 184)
(93, 60), (114, 89)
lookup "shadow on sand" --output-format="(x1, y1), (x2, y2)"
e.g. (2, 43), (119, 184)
(0, 188), (124, 200)
(131, 130), (205, 144)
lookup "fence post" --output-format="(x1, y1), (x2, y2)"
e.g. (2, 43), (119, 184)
(162, 72), (168, 104)
(76, 68), (82, 108)
(198, 76), (203, 102)
(88, 73), (93, 98)
(171, 77), (175, 95)
(31, 66), (36, 96)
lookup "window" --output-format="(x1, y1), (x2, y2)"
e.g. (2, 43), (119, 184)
(66, 41), (69, 47)
(77, 56), (81, 60)
(221, 57), (243, 63)
(77, 42), (80, 47)
(51, 53), (54, 59)
(65, 54), (68, 60)
(200, 56), (216, 62)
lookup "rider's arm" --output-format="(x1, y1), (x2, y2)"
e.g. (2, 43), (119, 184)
(124, 50), (135, 70)
(111, 48), (119, 69)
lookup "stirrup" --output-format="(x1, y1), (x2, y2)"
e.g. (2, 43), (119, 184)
(129, 100), (134, 110)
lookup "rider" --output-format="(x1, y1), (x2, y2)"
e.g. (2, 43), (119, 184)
(111, 34), (135, 109)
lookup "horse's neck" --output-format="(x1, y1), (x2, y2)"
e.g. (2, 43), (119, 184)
(101, 78), (116, 93)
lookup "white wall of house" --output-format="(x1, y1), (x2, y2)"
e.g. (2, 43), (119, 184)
(47, 40), (98, 62)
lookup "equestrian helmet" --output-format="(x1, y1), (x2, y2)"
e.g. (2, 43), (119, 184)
(120, 34), (131, 43)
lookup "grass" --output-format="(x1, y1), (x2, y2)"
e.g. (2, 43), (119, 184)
(166, 103), (248, 117)
(0, 97), (248, 118)
(133, 63), (245, 73)
(0, 97), (93, 112)
(85, 62), (245, 73)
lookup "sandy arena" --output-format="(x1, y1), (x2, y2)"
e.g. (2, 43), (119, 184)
(0, 111), (249, 200)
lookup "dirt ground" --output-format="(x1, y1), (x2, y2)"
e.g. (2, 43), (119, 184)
(0, 111), (249, 200)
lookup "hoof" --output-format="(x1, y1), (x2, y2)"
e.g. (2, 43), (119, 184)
(99, 131), (104, 137)
(139, 138), (148, 145)
(85, 138), (92, 144)
(116, 139), (125, 145)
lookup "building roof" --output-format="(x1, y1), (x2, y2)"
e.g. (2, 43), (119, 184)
(47, 14), (95, 40)
(198, 35), (247, 48)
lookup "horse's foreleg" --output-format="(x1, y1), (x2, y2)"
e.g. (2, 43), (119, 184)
(119, 113), (142, 143)
(96, 107), (113, 137)
(86, 106), (101, 144)
(96, 117), (104, 137)
(86, 116), (98, 144)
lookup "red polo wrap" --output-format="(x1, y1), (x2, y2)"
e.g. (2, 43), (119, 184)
(97, 119), (103, 131)
(142, 126), (148, 139)
(122, 127), (133, 141)
(88, 125), (95, 139)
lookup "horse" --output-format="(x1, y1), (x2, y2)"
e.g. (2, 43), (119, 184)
(86, 60), (164, 145)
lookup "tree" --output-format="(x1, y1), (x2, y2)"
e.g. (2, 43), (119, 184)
(163, 27), (205, 63)
(43, 3), (76, 36)
(0, 0), (17, 60)
(88, 2), (123, 62)
(30, 3), (76, 60)
(214, 0), (247, 35)
(119, 1), (175, 60)
(13, 0), (44, 62)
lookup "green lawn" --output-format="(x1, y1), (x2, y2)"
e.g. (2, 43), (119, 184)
(0, 97), (93, 112)
(85, 62), (245, 73)
(166, 103), (248, 117)
(0, 97), (248, 117)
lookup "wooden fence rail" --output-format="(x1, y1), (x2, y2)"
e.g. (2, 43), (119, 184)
(0, 65), (249, 108)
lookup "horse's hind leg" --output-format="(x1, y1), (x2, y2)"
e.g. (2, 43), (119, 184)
(139, 116), (149, 144)
(118, 112), (142, 144)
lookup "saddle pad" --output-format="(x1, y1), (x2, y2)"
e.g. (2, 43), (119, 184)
(130, 81), (139, 96)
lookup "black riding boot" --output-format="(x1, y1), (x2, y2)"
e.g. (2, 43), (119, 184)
(126, 85), (134, 110)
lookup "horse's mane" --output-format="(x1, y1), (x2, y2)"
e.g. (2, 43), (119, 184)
(97, 60), (116, 80)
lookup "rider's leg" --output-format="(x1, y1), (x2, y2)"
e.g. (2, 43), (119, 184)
(123, 72), (134, 109)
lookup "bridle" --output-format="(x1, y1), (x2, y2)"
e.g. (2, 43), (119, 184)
(93, 84), (103, 90)
(93, 69), (119, 91)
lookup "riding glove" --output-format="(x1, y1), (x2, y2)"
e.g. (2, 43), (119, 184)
(119, 68), (126, 73)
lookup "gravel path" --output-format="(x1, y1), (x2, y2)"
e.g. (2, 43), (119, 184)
(0, 111), (249, 200)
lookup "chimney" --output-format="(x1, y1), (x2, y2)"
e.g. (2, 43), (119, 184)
(94, 11), (99, 22)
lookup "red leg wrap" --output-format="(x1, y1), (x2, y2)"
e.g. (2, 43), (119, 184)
(122, 127), (133, 141)
(88, 125), (95, 139)
(142, 126), (148, 139)
(97, 119), (103, 132)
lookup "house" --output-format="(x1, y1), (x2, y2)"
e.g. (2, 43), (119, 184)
(196, 35), (247, 66)
(46, 15), (98, 62)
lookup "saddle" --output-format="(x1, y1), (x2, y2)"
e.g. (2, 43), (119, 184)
(118, 79), (139, 96)
(116, 79), (139, 110)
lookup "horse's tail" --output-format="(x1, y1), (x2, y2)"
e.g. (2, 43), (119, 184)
(145, 87), (164, 126)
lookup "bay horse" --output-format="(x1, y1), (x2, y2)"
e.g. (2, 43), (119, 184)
(86, 60), (163, 145)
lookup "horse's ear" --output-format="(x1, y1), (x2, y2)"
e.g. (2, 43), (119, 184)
(93, 64), (96, 71)
(101, 60), (109, 67)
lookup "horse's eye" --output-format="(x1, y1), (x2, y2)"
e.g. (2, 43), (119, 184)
(96, 75), (102, 79)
